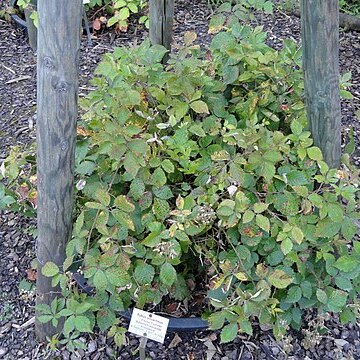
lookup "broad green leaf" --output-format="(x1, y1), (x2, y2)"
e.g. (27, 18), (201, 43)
(268, 269), (293, 289)
(95, 188), (110, 207)
(307, 147), (323, 161)
(97, 309), (116, 332)
(129, 178), (145, 201)
(114, 195), (135, 213)
(256, 214), (270, 233)
(189, 124), (206, 137)
(42, 262), (59, 277)
(281, 238), (293, 255)
(190, 100), (209, 114)
(134, 263), (155, 285)
(327, 203), (344, 223)
(151, 168), (167, 187)
(208, 311), (226, 330)
(93, 270), (108, 291)
(220, 323), (238, 343)
(253, 203), (269, 214)
(285, 286), (302, 303)
(316, 289), (328, 304)
(291, 227), (304, 244)
(159, 263), (177, 287)
(334, 256), (359, 272)
(74, 315), (93, 333)
(242, 210), (254, 223)
(162, 159), (175, 173)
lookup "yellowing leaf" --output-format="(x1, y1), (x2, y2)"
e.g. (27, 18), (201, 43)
(190, 100), (209, 114)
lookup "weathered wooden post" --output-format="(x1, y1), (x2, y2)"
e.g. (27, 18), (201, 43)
(36, 0), (82, 341)
(300, 0), (341, 168)
(149, 0), (174, 60)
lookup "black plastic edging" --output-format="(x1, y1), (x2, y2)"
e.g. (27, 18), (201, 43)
(10, 0), (27, 29)
(72, 273), (209, 331)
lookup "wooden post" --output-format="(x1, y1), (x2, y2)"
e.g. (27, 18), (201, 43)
(149, 0), (174, 59)
(300, 0), (341, 168)
(36, 0), (82, 341)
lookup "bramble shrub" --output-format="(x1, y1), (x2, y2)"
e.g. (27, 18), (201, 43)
(1, 6), (359, 348)
(85, 0), (148, 31)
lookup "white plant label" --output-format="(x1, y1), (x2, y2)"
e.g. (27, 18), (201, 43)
(128, 308), (169, 344)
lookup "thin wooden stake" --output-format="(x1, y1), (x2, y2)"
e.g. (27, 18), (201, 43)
(149, 0), (174, 61)
(36, 0), (82, 342)
(139, 336), (148, 360)
(300, 0), (341, 168)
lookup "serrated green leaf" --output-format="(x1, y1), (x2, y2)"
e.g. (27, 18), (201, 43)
(286, 171), (308, 186)
(242, 210), (254, 223)
(134, 263), (155, 285)
(152, 198), (170, 221)
(114, 195), (135, 213)
(327, 289), (348, 312)
(281, 237), (293, 255)
(190, 100), (209, 114)
(316, 289), (328, 304)
(97, 309), (117, 332)
(334, 256), (359, 272)
(220, 323), (238, 343)
(42, 262), (59, 277)
(208, 311), (226, 330)
(327, 203), (344, 223)
(95, 188), (110, 206)
(151, 167), (167, 187)
(256, 214), (270, 233)
(291, 226), (304, 244)
(37, 315), (54, 323)
(160, 263), (177, 287)
(307, 147), (323, 161)
(285, 286), (302, 303)
(253, 203), (269, 214)
(129, 178), (145, 201)
(189, 124), (206, 137)
(93, 270), (108, 291)
(268, 269), (293, 289)
(74, 315), (93, 333)
(162, 159), (175, 173)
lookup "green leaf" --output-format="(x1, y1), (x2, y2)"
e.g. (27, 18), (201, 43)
(153, 198), (170, 221)
(208, 311), (225, 330)
(160, 263), (177, 287)
(268, 269), (293, 289)
(151, 168), (167, 187)
(106, 267), (130, 287)
(42, 262), (59, 277)
(327, 203), (344, 223)
(335, 276), (352, 291)
(134, 263), (155, 285)
(97, 309), (117, 332)
(316, 219), (341, 238)
(93, 270), (108, 291)
(242, 210), (254, 223)
(341, 218), (357, 241)
(162, 159), (175, 173)
(334, 256), (359, 272)
(95, 188), (110, 207)
(316, 289), (328, 304)
(37, 315), (54, 323)
(190, 100), (209, 114)
(327, 289), (348, 312)
(189, 124), (206, 137)
(281, 238), (293, 255)
(285, 286), (302, 303)
(74, 315), (93, 333)
(220, 323), (238, 343)
(114, 195), (135, 213)
(256, 214), (270, 233)
(124, 151), (140, 178)
(307, 147), (323, 161)
(129, 178), (145, 201)
(253, 203), (268, 214)
(291, 226), (304, 244)
(286, 171), (308, 186)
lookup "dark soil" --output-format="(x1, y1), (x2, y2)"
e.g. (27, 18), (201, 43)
(0, 0), (360, 359)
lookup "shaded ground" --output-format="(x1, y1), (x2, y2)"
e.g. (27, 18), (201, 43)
(0, 0), (360, 359)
